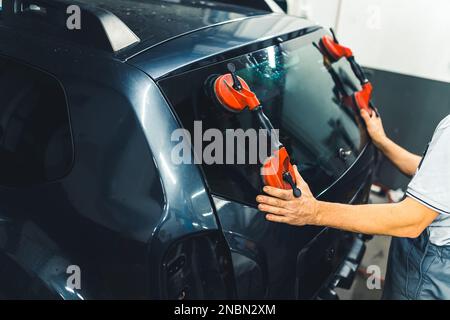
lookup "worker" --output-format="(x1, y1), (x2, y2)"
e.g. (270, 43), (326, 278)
(256, 109), (450, 300)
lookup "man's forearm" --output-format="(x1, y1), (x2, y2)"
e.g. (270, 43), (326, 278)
(377, 138), (421, 177)
(314, 198), (436, 238)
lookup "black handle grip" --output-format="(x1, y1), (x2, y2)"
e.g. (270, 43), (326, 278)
(255, 107), (274, 131)
(227, 63), (242, 90)
(283, 172), (302, 198)
(330, 28), (339, 44)
(292, 187), (302, 198)
(254, 107), (283, 149)
(348, 56), (368, 85)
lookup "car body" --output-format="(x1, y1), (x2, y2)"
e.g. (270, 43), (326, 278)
(0, 0), (377, 299)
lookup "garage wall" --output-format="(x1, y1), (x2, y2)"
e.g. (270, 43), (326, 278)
(366, 68), (450, 189)
(336, 0), (450, 83)
(286, 0), (341, 29)
(287, 0), (450, 190)
(289, 0), (450, 83)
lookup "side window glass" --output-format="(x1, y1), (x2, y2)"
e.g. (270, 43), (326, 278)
(0, 57), (73, 186)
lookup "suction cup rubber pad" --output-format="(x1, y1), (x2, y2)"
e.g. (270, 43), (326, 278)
(262, 147), (296, 190)
(320, 36), (353, 63)
(214, 74), (255, 112)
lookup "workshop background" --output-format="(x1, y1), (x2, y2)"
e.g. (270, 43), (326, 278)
(282, 0), (450, 299)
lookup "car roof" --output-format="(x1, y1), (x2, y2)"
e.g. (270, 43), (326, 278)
(0, 0), (269, 59)
(0, 0), (316, 83)
(75, 0), (267, 49)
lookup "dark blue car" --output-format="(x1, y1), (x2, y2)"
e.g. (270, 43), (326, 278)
(0, 0), (377, 299)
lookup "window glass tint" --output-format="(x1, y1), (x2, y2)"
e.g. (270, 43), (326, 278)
(160, 31), (368, 205)
(0, 57), (73, 186)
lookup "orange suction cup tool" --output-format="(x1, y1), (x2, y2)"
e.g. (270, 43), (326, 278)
(319, 33), (353, 63)
(214, 63), (301, 198)
(213, 64), (261, 112)
(354, 83), (374, 114)
(262, 147), (301, 198)
(319, 29), (379, 116)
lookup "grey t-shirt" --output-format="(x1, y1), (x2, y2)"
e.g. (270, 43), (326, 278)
(406, 115), (450, 246)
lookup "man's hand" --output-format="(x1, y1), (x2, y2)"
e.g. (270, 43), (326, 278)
(360, 108), (421, 177)
(257, 166), (438, 237)
(256, 165), (319, 226)
(360, 109), (388, 149)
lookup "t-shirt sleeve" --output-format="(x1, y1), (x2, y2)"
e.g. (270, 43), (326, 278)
(406, 118), (450, 215)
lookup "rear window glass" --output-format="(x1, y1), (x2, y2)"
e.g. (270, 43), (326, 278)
(160, 30), (368, 205)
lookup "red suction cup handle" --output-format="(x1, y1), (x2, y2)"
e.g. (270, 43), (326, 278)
(215, 72), (302, 197)
(354, 82), (374, 114)
(214, 74), (260, 112)
(319, 35), (353, 63)
(262, 147), (301, 197)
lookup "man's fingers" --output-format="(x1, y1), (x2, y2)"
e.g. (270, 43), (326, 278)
(265, 214), (289, 224)
(256, 195), (288, 208)
(360, 108), (372, 122)
(258, 204), (290, 216)
(293, 165), (306, 187)
(263, 186), (292, 200)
